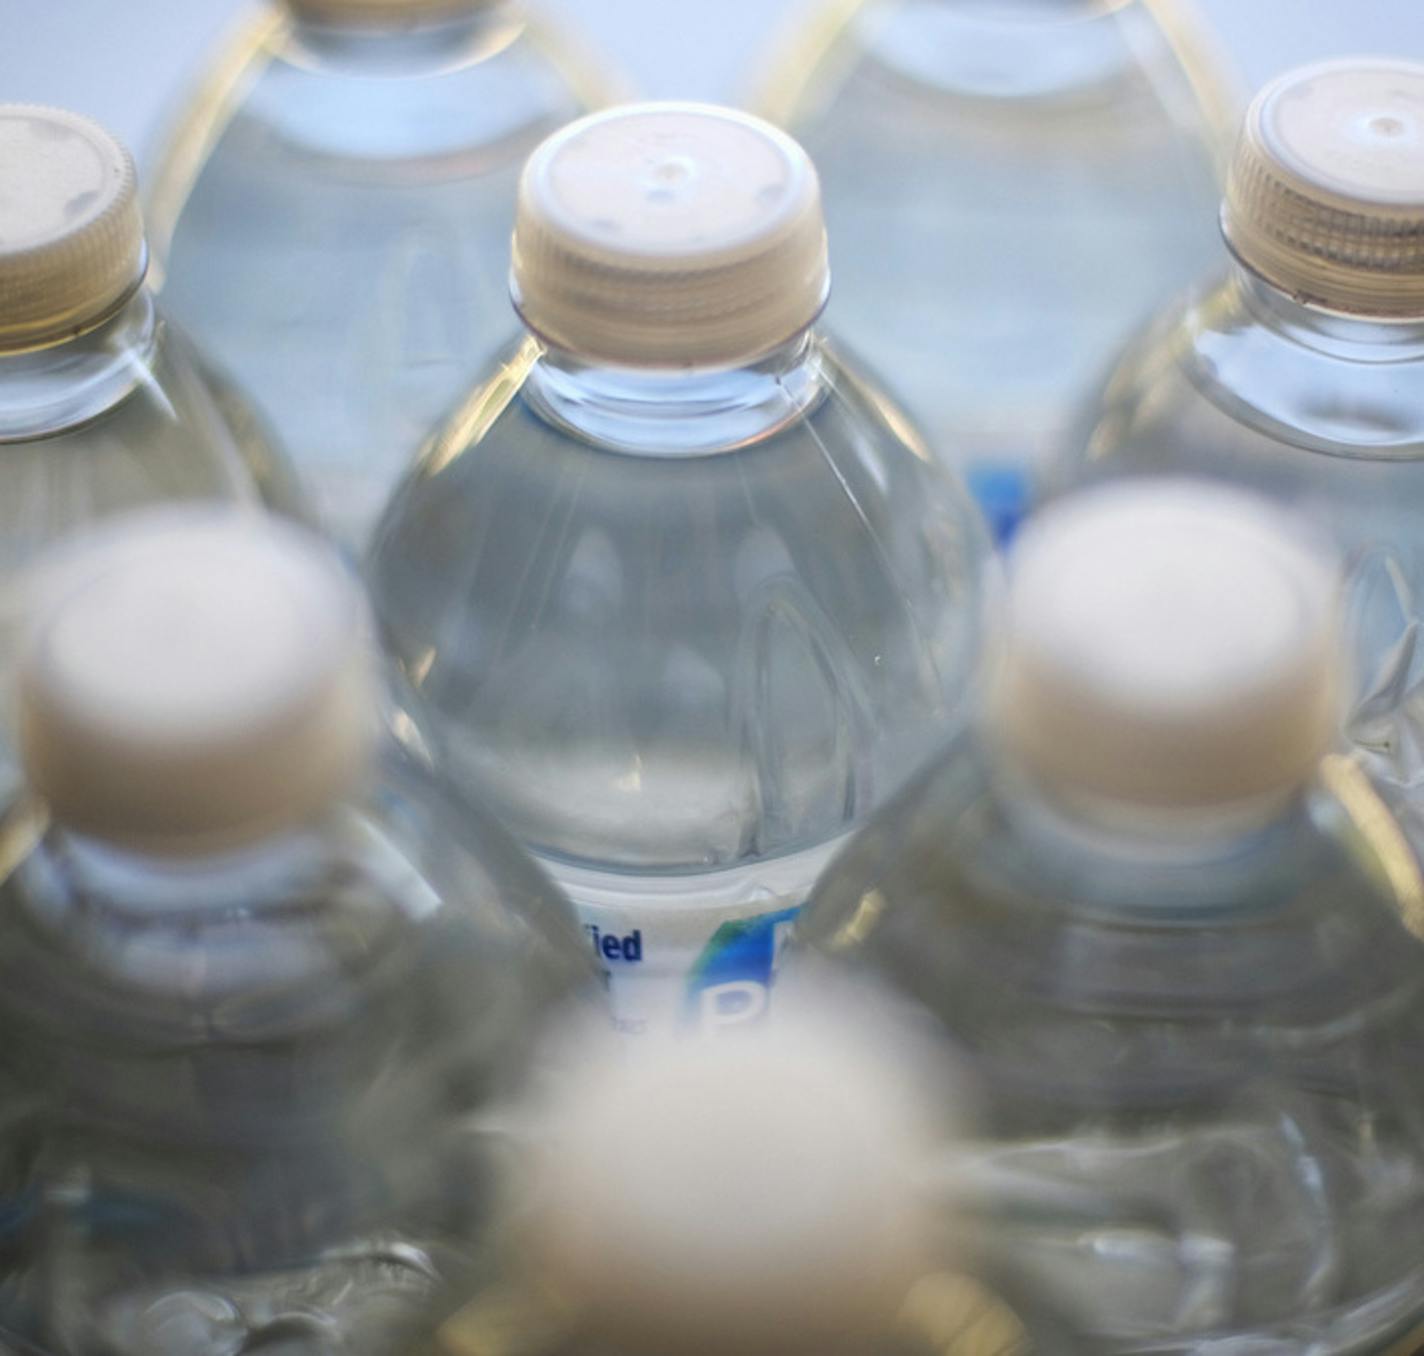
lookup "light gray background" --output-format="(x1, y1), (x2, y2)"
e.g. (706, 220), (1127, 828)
(3, 1), (1422, 170)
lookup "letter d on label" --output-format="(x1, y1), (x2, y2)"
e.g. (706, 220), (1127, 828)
(698, 980), (768, 1032)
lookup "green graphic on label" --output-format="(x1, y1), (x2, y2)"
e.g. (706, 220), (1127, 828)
(572, 896), (803, 1039)
(683, 905), (801, 1030)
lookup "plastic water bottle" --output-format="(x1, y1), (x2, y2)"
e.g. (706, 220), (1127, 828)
(758, 0), (1232, 539)
(147, 0), (616, 550)
(796, 481), (1424, 1353)
(410, 999), (1037, 1356)
(1062, 59), (1424, 848)
(0, 508), (590, 1356)
(0, 105), (298, 672)
(368, 102), (991, 1041)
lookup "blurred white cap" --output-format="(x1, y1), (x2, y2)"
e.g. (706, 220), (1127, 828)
(523, 1015), (931, 1355)
(989, 482), (1343, 815)
(1224, 59), (1424, 317)
(512, 102), (829, 367)
(0, 105), (145, 351)
(18, 509), (378, 855)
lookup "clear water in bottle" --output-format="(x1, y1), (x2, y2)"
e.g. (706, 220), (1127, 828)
(796, 482), (1424, 1354)
(147, 0), (615, 550)
(0, 508), (590, 1356)
(760, 0), (1231, 538)
(368, 103), (990, 1040)
(1062, 59), (1424, 851)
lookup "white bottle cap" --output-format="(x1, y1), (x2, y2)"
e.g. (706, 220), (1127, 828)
(17, 509), (378, 856)
(0, 105), (146, 351)
(284, 0), (491, 24)
(525, 1022), (928, 1355)
(1224, 59), (1424, 318)
(989, 482), (1343, 815)
(512, 102), (829, 367)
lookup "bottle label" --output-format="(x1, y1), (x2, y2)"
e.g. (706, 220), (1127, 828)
(574, 896), (802, 1039)
(966, 463), (1033, 546)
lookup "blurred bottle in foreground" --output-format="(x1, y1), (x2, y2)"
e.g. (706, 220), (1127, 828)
(369, 102), (990, 1040)
(0, 103), (299, 770)
(412, 994), (1042, 1356)
(797, 481), (1424, 1353)
(758, 0), (1233, 539)
(147, 0), (617, 550)
(0, 508), (590, 1356)
(1063, 58), (1424, 846)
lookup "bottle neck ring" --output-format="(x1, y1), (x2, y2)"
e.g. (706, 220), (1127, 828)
(521, 329), (829, 457)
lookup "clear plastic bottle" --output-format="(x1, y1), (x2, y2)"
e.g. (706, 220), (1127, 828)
(368, 102), (990, 1040)
(0, 507), (590, 1356)
(147, 0), (616, 551)
(409, 1000), (1039, 1356)
(796, 481), (1424, 1354)
(0, 105), (298, 685)
(1063, 58), (1424, 846)
(758, 0), (1233, 539)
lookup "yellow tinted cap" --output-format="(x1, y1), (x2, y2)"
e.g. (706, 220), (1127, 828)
(513, 102), (829, 366)
(0, 105), (145, 350)
(1225, 59), (1424, 317)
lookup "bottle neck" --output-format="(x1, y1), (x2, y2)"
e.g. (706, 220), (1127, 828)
(0, 289), (159, 442)
(3, 800), (401, 1007)
(286, 1), (516, 72)
(989, 746), (1311, 874)
(32, 819), (330, 917)
(1230, 259), (1424, 365)
(522, 331), (829, 457)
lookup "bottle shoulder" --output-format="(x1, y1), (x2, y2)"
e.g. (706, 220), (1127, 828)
(0, 740), (586, 1045)
(367, 340), (989, 873)
(369, 342), (989, 637)
(185, 11), (595, 177)
(773, 0), (1230, 156)
(1075, 274), (1424, 476)
(0, 303), (298, 543)
(0, 297), (160, 444)
(804, 734), (1424, 1047)
(383, 336), (989, 527)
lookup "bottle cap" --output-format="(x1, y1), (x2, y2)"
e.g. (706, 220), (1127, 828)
(989, 482), (1343, 815)
(284, 0), (491, 23)
(0, 105), (146, 351)
(512, 102), (828, 366)
(524, 1021), (928, 1355)
(1223, 59), (1424, 318)
(17, 509), (378, 856)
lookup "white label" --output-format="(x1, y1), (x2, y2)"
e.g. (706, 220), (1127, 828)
(575, 895), (801, 1039)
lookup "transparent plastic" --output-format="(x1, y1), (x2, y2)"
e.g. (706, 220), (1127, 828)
(0, 292), (297, 568)
(762, 0), (1231, 537)
(148, 1), (613, 550)
(368, 332), (989, 1035)
(0, 290), (300, 789)
(0, 696), (590, 1356)
(1064, 263), (1424, 840)
(798, 738), (1424, 1353)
